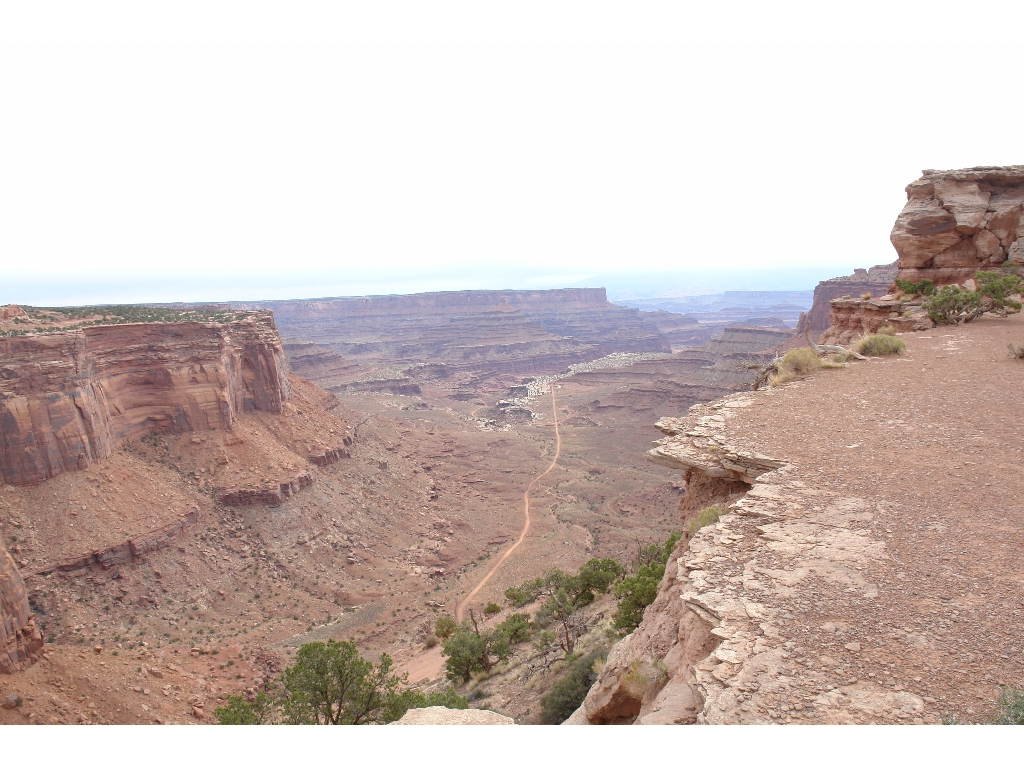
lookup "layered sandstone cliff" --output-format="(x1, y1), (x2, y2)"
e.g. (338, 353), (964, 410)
(1, 544), (43, 674)
(0, 313), (289, 486)
(795, 263), (897, 340)
(233, 289), (671, 375)
(891, 166), (1024, 286)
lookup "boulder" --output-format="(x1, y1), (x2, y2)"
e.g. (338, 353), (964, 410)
(1, 545), (44, 674)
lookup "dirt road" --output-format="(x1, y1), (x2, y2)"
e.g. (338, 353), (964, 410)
(456, 387), (561, 622)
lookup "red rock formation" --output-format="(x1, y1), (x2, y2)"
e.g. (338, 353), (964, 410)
(1, 544), (44, 674)
(0, 313), (289, 486)
(27, 508), (202, 578)
(820, 296), (933, 345)
(215, 470), (316, 507)
(795, 262), (897, 340)
(233, 288), (671, 375)
(891, 166), (1024, 287)
(0, 306), (28, 321)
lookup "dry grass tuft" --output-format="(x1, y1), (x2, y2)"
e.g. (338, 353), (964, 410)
(770, 347), (822, 385)
(861, 292), (872, 300)
(688, 504), (722, 536)
(851, 334), (906, 356)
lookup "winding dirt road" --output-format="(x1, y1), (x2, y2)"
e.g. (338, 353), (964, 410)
(455, 387), (561, 622)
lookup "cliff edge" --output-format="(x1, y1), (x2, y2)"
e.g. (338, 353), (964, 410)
(0, 313), (289, 486)
(574, 310), (1024, 724)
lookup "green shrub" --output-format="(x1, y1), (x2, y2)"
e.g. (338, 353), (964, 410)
(851, 334), (906, 356)
(926, 271), (1023, 325)
(894, 278), (936, 297)
(539, 649), (606, 724)
(483, 602), (502, 618)
(1009, 343), (1024, 359)
(214, 691), (274, 724)
(611, 532), (681, 632)
(688, 505), (721, 537)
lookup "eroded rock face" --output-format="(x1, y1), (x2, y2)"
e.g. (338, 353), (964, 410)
(0, 313), (289, 486)
(891, 166), (1024, 286)
(795, 263), (898, 341)
(819, 296), (934, 345)
(0, 306), (28, 321)
(1, 544), (44, 674)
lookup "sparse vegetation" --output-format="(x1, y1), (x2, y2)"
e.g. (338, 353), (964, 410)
(611, 532), (680, 633)
(1008, 343), (1024, 359)
(894, 278), (936, 297)
(0, 304), (251, 336)
(851, 333), (906, 356)
(688, 505), (722, 537)
(770, 347), (822, 385)
(925, 270), (1023, 325)
(539, 648), (607, 724)
(989, 686), (1024, 724)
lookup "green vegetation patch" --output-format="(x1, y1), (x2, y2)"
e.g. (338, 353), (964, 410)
(851, 334), (906, 356)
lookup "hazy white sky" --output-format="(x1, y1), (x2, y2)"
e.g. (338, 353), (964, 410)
(2, 2), (1022, 305)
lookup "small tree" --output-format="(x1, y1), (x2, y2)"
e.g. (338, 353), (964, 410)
(278, 640), (406, 724)
(483, 602), (502, 619)
(441, 609), (513, 682)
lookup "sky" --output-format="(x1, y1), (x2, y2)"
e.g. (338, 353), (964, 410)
(2, 2), (1022, 306)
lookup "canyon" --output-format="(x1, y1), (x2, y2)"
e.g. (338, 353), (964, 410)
(3, 165), (1020, 726)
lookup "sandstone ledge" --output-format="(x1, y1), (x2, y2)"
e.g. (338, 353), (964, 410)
(579, 391), (933, 725)
(391, 706), (514, 725)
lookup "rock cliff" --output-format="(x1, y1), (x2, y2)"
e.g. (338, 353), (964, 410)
(1, 543), (43, 674)
(795, 263), (897, 340)
(233, 289), (671, 375)
(0, 313), (289, 486)
(891, 166), (1024, 286)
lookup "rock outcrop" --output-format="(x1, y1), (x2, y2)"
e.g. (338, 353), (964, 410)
(0, 306), (28, 321)
(891, 166), (1024, 287)
(819, 296), (933, 345)
(575, 382), (952, 724)
(1, 544), (44, 673)
(0, 314), (290, 486)
(795, 263), (898, 340)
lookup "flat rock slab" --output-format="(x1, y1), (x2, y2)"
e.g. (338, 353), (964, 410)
(392, 706), (515, 725)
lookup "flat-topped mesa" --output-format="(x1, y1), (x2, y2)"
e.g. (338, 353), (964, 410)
(891, 166), (1024, 287)
(231, 288), (671, 374)
(1, 544), (43, 673)
(0, 312), (290, 486)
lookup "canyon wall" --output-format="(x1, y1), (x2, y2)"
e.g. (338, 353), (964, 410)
(0, 313), (290, 486)
(795, 262), (897, 340)
(891, 166), (1024, 286)
(233, 289), (671, 375)
(1, 544), (43, 673)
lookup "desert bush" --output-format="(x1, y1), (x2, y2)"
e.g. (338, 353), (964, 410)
(611, 532), (681, 632)
(851, 333), (906, 356)
(1008, 343), (1024, 359)
(860, 292), (872, 300)
(434, 615), (457, 639)
(483, 602), (502, 618)
(771, 347), (821, 385)
(877, 324), (896, 336)
(539, 648), (606, 724)
(926, 271), (1023, 325)
(989, 686), (1024, 724)
(423, 634), (440, 648)
(214, 690), (275, 724)
(688, 505), (722, 537)
(894, 278), (936, 297)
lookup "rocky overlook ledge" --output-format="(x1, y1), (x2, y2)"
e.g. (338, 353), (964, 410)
(573, 311), (1024, 724)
